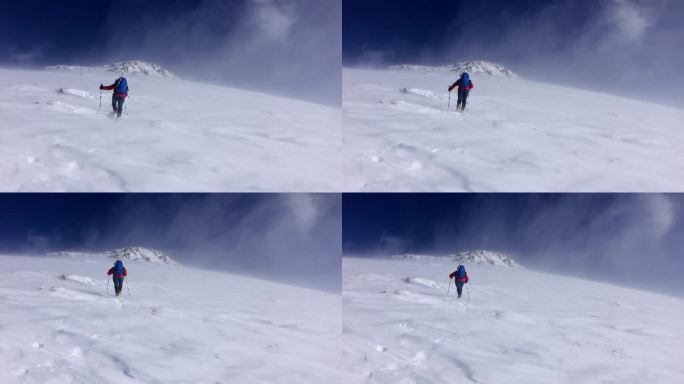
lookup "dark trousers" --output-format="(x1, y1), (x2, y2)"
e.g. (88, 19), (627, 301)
(455, 281), (464, 298)
(113, 277), (124, 295)
(112, 96), (125, 117)
(457, 89), (469, 110)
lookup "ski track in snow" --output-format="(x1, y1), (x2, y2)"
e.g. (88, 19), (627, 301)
(0, 68), (341, 192)
(342, 257), (684, 384)
(343, 68), (684, 191)
(0, 255), (343, 383)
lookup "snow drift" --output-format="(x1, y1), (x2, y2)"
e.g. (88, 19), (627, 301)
(343, 256), (684, 383)
(1, 61), (341, 191)
(0, 253), (342, 383)
(343, 64), (684, 191)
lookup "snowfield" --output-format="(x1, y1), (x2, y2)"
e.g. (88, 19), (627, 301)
(343, 66), (684, 191)
(0, 63), (341, 191)
(0, 254), (342, 383)
(342, 256), (684, 384)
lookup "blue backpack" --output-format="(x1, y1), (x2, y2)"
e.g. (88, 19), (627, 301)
(461, 73), (470, 87)
(114, 77), (128, 94)
(114, 260), (124, 275)
(456, 264), (466, 279)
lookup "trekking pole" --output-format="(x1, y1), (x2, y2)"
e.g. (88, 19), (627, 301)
(448, 91), (451, 110)
(99, 89), (102, 111)
(447, 278), (452, 296)
(125, 279), (130, 296)
(106, 277), (109, 294)
(466, 285), (470, 300)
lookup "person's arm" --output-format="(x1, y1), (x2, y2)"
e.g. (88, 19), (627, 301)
(448, 81), (459, 92)
(123, 268), (128, 277)
(467, 81), (474, 91)
(100, 83), (115, 90)
(449, 271), (455, 279)
(107, 268), (113, 275)
(464, 273), (469, 283)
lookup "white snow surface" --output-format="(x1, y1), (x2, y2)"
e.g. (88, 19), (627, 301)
(0, 66), (341, 191)
(343, 256), (684, 384)
(343, 67), (684, 191)
(48, 247), (179, 266)
(0, 254), (342, 383)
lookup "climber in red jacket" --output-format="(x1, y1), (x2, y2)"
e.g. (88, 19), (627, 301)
(449, 264), (469, 298)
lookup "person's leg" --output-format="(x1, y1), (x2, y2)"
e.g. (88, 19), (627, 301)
(462, 91), (469, 110)
(456, 282), (464, 298)
(116, 97), (124, 117)
(111, 97), (117, 112)
(457, 90), (464, 110)
(114, 278), (123, 295)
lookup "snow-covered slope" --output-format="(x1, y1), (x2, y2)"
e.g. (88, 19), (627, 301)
(390, 60), (519, 79)
(48, 247), (179, 266)
(0, 254), (342, 383)
(393, 250), (522, 268)
(343, 256), (684, 384)
(343, 66), (684, 191)
(0, 63), (341, 191)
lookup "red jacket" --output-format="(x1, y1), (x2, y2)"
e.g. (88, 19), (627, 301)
(449, 271), (469, 283)
(100, 82), (128, 98)
(107, 267), (128, 279)
(449, 79), (474, 92)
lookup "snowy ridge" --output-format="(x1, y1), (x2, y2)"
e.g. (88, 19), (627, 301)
(48, 247), (179, 266)
(389, 60), (519, 79)
(0, 254), (341, 383)
(2, 66), (340, 191)
(106, 61), (177, 78)
(391, 250), (521, 268)
(343, 257), (684, 383)
(342, 68), (684, 191)
(45, 60), (176, 78)
(454, 249), (521, 268)
(103, 247), (178, 265)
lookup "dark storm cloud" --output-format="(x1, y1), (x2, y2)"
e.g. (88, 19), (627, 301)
(1, 0), (341, 105)
(344, 0), (684, 106)
(97, 0), (341, 105)
(86, 194), (341, 292)
(343, 194), (684, 295)
(0, 194), (341, 292)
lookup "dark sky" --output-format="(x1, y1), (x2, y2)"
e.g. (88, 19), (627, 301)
(343, 0), (684, 107)
(1, 0), (341, 105)
(0, 194), (341, 292)
(343, 194), (684, 295)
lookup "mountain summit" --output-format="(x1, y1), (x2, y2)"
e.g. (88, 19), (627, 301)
(48, 247), (179, 266)
(389, 60), (519, 79)
(45, 60), (176, 78)
(454, 250), (521, 268)
(392, 250), (521, 268)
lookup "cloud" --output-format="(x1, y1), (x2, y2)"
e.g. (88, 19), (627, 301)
(641, 194), (675, 239)
(97, 0), (341, 105)
(248, 0), (297, 40)
(606, 0), (653, 44)
(78, 194), (341, 292)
